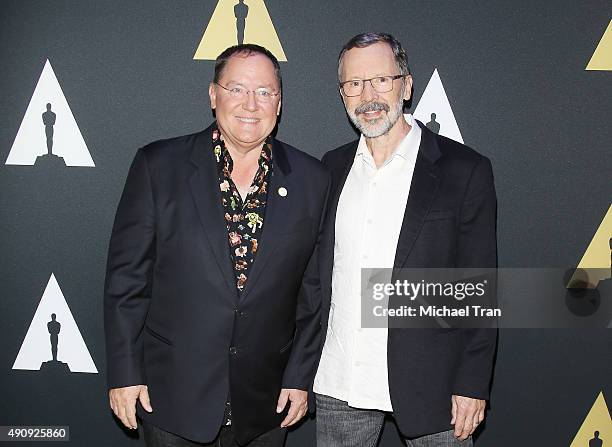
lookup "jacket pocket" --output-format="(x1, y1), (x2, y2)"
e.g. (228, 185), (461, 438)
(424, 210), (455, 221)
(145, 325), (173, 346)
(279, 337), (294, 354)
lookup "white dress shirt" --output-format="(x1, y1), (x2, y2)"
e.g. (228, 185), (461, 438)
(314, 114), (422, 411)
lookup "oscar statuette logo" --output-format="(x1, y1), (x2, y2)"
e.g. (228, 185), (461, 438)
(413, 69), (464, 144)
(5, 59), (95, 167)
(586, 20), (612, 71)
(12, 273), (98, 374)
(567, 205), (612, 288)
(563, 205), (611, 324)
(194, 0), (286, 61)
(570, 392), (611, 447)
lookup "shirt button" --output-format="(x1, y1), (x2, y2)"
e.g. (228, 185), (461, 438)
(354, 361), (361, 367)
(366, 219), (373, 224)
(229, 347), (237, 355)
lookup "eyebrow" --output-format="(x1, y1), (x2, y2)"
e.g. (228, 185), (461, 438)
(222, 80), (277, 90)
(351, 73), (392, 79)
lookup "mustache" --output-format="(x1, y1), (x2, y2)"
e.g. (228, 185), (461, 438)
(355, 101), (390, 115)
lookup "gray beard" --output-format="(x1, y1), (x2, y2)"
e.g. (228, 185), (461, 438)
(346, 95), (405, 138)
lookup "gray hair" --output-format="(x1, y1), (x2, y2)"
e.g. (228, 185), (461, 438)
(338, 32), (410, 80)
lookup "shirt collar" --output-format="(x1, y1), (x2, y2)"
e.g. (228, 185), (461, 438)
(213, 126), (273, 174)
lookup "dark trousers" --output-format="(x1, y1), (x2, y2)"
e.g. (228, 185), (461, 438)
(316, 394), (473, 447)
(142, 420), (287, 447)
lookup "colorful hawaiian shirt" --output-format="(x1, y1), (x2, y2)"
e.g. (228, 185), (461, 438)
(213, 127), (273, 293)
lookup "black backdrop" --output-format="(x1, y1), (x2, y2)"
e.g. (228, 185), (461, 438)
(1, 1), (611, 446)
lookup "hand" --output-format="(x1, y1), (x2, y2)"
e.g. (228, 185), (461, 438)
(276, 388), (308, 428)
(109, 385), (153, 430)
(450, 394), (485, 440)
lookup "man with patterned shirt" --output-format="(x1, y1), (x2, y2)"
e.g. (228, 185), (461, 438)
(104, 44), (329, 446)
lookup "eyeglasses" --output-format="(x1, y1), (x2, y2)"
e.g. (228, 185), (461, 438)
(215, 82), (280, 103)
(339, 75), (406, 97)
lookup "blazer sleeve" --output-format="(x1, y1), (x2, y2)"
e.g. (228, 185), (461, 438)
(104, 148), (156, 389)
(281, 172), (332, 391)
(452, 155), (498, 400)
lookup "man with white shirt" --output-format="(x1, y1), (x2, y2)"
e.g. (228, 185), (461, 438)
(313, 33), (497, 446)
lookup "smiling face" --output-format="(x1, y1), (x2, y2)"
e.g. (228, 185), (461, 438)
(339, 42), (412, 138)
(209, 53), (281, 153)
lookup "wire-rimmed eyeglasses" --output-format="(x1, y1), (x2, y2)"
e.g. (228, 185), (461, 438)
(339, 74), (406, 97)
(215, 82), (280, 103)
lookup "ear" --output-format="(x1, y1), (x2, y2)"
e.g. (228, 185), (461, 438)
(403, 75), (413, 102)
(276, 96), (282, 116)
(209, 82), (217, 109)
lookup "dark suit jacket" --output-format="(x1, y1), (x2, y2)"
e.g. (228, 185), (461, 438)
(104, 123), (330, 444)
(317, 120), (497, 438)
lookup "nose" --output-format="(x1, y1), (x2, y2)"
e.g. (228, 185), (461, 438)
(360, 79), (378, 102)
(242, 91), (258, 112)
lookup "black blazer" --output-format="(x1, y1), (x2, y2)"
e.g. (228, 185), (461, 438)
(104, 123), (330, 444)
(317, 120), (497, 438)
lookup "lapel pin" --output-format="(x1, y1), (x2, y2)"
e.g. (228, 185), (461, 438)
(278, 187), (287, 197)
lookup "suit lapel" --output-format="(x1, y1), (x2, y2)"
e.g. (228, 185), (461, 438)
(393, 122), (442, 268)
(239, 138), (292, 302)
(328, 146), (357, 230)
(188, 124), (239, 298)
(319, 143), (357, 299)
